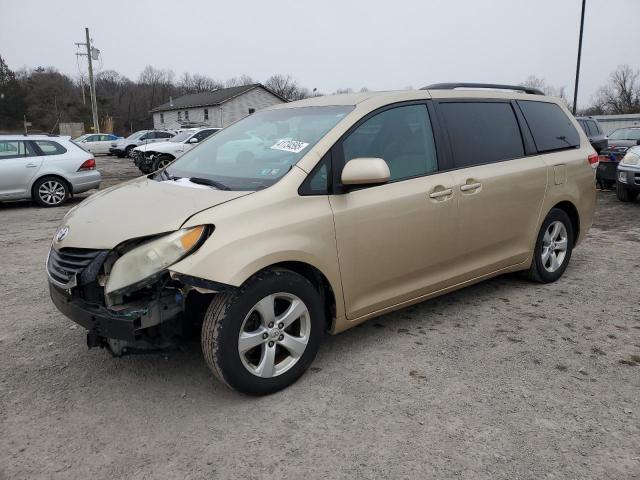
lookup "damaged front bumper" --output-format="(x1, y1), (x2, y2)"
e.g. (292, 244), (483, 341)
(46, 246), (227, 355)
(49, 282), (182, 344)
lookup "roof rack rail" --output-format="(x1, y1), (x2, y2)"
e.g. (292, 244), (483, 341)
(421, 83), (544, 96)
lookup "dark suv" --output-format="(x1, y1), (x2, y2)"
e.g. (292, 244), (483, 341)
(576, 117), (607, 153)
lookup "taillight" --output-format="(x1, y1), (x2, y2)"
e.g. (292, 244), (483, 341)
(78, 158), (96, 171)
(588, 153), (599, 169)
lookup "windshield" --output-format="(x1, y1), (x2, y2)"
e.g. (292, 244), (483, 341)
(609, 128), (640, 141)
(170, 131), (194, 143)
(166, 106), (354, 190)
(125, 132), (144, 141)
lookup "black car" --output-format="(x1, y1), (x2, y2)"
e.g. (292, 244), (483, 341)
(597, 126), (640, 189)
(576, 117), (607, 152)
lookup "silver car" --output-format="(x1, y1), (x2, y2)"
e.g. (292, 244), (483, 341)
(0, 135), (101, 207)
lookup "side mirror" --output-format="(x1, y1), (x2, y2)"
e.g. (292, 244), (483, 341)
(188, 137), (199, 143)
(341, 158), (390, 186)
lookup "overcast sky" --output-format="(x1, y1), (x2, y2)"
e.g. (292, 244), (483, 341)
(2, 0), (639, 108)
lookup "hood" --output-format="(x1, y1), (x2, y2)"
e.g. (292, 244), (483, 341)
(55, 177), (250, 249)
(134, 141), (177, 153)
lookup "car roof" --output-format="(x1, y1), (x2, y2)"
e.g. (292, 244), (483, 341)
(265, 88), (557, 110)
(0, 134), (71, 140)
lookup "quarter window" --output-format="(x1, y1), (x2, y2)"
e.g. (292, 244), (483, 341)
(517, 100), (580, 152)
(34, 140), (67, 156)
(439, 102), (524, 168)
(342, 104), (438, 182)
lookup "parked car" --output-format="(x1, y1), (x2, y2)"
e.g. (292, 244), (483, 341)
(616, 145), (640, 202)
(47, 83), (596, 395)
(576, 117), (607, 152)
(598, 126), (640, 189)
(73, 133), (121, 155)
(132, 127), (220, 173)
(0, 135), (101, 207)
(109, 130), (175, 158)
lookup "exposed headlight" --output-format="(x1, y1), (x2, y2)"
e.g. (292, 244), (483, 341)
(105, 225), (209, 295)
(621, 151), (640, 166)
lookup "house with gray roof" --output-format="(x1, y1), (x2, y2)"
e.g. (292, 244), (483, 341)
(150, 84), (286, 130)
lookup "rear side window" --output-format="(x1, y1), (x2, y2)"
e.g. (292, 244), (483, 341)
(438, 102), (524, 168)
(342, 104), (438, 182)
(34, 140), (67, 156)
(518, 101), (579, 152)
(0, 140), (36, 159)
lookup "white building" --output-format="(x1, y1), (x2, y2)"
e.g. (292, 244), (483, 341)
(150, 84), (286, 130)
(590, 113), (640, 135)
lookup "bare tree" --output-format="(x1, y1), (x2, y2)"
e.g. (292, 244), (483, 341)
(592, 65), (640, 114)
(264, 74), (311, 101)
(225, 74), (255, 87)
(178, 72), (222, 94)
(521, 75), (572, 109)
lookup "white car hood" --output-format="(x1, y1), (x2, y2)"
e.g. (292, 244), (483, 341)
(134, 141), (183, 154)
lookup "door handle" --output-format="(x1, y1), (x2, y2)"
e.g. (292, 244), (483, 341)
(460, 182), (482, 192)
(429, 188), (453, 199)
(25, 163), (38, 168)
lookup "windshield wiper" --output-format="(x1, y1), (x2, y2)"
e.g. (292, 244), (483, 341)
(189, 177), (231, 190)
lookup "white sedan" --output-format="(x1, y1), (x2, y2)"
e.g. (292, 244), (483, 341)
(73, 134), (122, 155)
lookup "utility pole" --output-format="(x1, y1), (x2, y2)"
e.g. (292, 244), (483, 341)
(572, 0), (586, 115)
(75, 28), (99, 132)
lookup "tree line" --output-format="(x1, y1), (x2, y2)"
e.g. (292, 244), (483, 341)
(1, 54), (639, 135)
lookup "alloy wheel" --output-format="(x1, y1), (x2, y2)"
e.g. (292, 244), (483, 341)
(541, 220), (568, 273)
(238, 293), (311, 378)
(38, 180), (66, 205)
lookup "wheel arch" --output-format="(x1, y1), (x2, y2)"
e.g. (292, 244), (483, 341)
(248, 261), (337, 332)
(30, 174), (72, 199)
(551, 200), (580, 244)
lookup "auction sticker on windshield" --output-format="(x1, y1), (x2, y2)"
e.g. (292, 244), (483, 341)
(270, 139), (309, 153)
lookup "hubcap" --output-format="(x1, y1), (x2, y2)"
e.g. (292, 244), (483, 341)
(158, 159), (171, 169)
(38, 181), (66, 205)
(541, 221), (568, 273)
(238, 293), (310, 378)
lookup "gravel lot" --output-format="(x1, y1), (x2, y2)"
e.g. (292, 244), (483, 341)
(1, 156), (639, 480)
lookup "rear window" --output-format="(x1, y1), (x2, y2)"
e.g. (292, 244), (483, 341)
(34, 140), (67, 156)
(438, 101), (524, 168)
(518, 101), (580, 152)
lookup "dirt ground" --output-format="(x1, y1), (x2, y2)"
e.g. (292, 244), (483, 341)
(1, 156), (639, 480)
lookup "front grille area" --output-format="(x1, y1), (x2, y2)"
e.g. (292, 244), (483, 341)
(47, 247), (106, 287)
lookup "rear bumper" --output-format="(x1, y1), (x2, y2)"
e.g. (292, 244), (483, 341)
(69, 171), (102, 193)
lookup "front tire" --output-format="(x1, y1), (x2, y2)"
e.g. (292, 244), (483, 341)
(524, 208), (574, 283)
(152, 154), (174, 171)
(33, 176), (69, 207)
(616, 182), (638, 202)
(201, 269), (324, 396)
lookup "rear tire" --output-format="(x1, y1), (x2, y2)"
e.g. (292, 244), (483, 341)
(524, 208), (574, 283)
(201, 269), (324, 396)
(33, 176), (69, 207)
(616, 182), (638, 202)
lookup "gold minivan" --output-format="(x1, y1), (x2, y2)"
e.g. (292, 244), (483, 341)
(47, 83), (597, 395)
